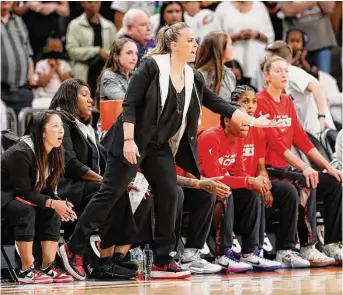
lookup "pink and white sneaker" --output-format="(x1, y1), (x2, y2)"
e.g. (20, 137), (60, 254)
(41, 263), (74, 283)
(17, 266), (53, 284)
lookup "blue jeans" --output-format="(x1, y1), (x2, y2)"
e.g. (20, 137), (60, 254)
(310, 48), (331, 73)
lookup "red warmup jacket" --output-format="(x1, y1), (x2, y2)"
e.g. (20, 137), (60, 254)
(198, 125), (253, 190)
(255, 89), (314, 168)
(243, 127), (267, 176)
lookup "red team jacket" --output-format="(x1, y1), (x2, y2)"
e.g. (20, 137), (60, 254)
(255, 89), (314, 168)
(198, 125), (253, 190)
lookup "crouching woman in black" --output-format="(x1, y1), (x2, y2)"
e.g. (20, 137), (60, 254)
(1, 111), (76, 284)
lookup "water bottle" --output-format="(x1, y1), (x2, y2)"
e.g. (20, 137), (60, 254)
(137, 247), (144, 279)
(143, 244), (153, 280)
(130, 247), (144, 279)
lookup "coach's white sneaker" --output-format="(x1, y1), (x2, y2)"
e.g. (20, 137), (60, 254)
(276, 250), (310, 268)
(322, 243), (343, 265)
(180, 249), (222, 274)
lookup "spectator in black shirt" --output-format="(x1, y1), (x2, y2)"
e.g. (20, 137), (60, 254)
(13, 1), (69, 63)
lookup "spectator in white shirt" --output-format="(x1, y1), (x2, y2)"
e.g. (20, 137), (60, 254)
(111, 1), (156, 29)
(181, 1), (216, 43)
(34, 40), (72, 108)
(334, 130), (343, 170)
(265, 41), (336, 136)
(214, 1), (274, 90)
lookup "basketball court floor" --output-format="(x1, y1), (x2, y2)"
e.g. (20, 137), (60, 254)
(1, 267), (342, 295)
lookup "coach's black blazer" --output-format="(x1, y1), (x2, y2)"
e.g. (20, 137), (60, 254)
(105, 57), (238, 178)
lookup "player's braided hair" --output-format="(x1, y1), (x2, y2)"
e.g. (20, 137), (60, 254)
(231, 85), (255, 102)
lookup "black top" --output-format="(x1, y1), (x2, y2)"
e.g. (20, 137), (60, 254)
(1, 140), (54, 209)
(150, 79), (185, 145)
(22, 1), (61, 61)
(107, 57), (237, 178)
(87, 20), (104, 97)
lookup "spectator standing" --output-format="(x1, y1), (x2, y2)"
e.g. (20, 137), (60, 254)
(214, 1), (275, 90)
(280, 1), (337, 73)
(181, 1), (216, 43)
(150, 1), (196, 38)
(111, 1), (157, 30)
(1, 1), (35, 116)
(66, 1), (116, 98)
(13, 1), (69, 63)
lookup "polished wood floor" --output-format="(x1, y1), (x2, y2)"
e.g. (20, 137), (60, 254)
(1, 267), (342, 295)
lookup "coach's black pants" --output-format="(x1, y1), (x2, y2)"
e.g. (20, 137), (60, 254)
(182, 188), (216, 249)
(69, 143), (181, 266)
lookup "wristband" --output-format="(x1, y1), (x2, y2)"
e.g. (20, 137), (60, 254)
(318, 114), (326, 119)
(124, 138), (134, 142)
(249, 117), (255, 127)
(49, 199), (53, 208)
(302, 164), (310, 172)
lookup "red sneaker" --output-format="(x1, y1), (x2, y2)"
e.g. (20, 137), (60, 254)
(41, 263), (74, 283)
(151, 260), (191, 279)
(17, 266), (53, 284)
(59, 243), (86, 280)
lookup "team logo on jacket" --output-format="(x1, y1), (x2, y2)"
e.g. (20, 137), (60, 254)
(218, 154), (236, 166)
(243, 144), (255, 157)
(273, 115), (292, 132)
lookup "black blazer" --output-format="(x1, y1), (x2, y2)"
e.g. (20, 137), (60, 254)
(105, 57), (237, 178)
(57, 112), (107, 207)
(1, 140), (54, 209)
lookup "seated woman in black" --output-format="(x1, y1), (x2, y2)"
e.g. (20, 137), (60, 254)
(49, 78), (151, 279)
(1, 111), (76, 284)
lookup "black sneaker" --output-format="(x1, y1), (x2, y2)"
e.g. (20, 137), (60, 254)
(110, 252), (139, 271)
(91, 258), (138, 280)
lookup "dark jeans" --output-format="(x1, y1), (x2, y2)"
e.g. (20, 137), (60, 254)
(2, 199), (60, 242)
(69, 143), (181, 266)
(182, 188), (216, 249)
(1, 86), (33, 116)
